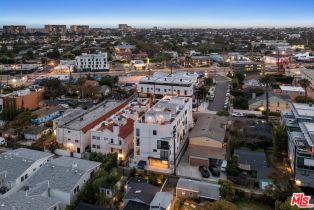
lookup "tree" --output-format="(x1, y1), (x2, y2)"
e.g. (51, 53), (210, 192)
(275, 197), (301, 210)
(203, 199), (238, 210)
(218, 180), (237, 202)
(40, 78), (65, 100)
(226, 156), (240, 177)
(259, 75), (274, 122)
(299, 78), (310, 99)
(99, 75), (119, 88)
(273, 124), (288, 161)
(234, 72), (245, 85)
(233, 96), (248, 109)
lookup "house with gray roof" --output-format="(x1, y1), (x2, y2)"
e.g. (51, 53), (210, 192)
(0, 191), (61, 210)
(0, 148), (54, 198)
(24, 156), (101, 209)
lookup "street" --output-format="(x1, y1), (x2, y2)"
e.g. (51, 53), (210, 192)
(208, 75), (230, 111)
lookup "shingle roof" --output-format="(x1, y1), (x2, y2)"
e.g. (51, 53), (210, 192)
(123, 201), (149, 210)
(124, 178), (159, 205)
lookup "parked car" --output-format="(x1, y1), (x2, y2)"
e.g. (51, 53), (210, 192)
(199, 166), (210, 178)
(232, 112), (243, 117)
(209, 165), (220, 177)
(220, 160), (227, 172)
(0, 137), (6, 146)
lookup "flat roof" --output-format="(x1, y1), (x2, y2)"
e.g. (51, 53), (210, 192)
(0, 149), (53, 187)
(280, 86), (304, 92)
(56, 100), (122, 131)
(139, 71), (198, 85)
(26, 156), (101, 193)
(301, 69), (314, 79)
(189, 113), (227, 142)
(177, 178), (220, 200)
(290, 103), (314, 118)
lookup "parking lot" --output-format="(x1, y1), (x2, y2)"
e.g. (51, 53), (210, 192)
(176, 152), (227, 183)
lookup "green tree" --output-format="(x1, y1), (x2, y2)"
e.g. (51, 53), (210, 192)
(99, 75), (119, 88)
(218, 180), (237, 202)
(233, 96), (248, 109)
(234, 72), (245, 85)
(40, 78), (65, 100)
(275, 197), (301, 210)
(299, 78), (310, 99)
(226, 156), (240, 177)
(273, 124), (288, 161)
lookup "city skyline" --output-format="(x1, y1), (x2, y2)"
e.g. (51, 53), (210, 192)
(1, 0), (314, 28)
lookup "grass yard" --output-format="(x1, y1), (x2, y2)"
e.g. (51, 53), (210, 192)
(236, 200), (273, 210)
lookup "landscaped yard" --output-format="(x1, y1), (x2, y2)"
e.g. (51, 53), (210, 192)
(236, 200), (273, 210)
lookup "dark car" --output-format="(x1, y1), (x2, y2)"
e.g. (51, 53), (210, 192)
(199, 166), (210, 178)
(209, 165), (220, 177)
(137, 160), (146, 170)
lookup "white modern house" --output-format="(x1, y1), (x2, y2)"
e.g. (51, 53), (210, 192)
(137, 72), (199, 97)
(24, 156), (101, 209)
(91, 98), (149, 160)
(75, 53), (109, 71)
(0, 148), (54, 198)
(134, 96), (193, 173)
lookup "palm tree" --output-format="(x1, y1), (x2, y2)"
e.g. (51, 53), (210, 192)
(299, 78), (310, 99)
(259, 75), (274, 122)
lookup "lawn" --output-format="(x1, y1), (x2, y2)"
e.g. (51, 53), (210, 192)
(236, 200), (273, 210)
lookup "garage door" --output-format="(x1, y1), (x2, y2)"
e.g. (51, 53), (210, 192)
(189, 156), (209, 166)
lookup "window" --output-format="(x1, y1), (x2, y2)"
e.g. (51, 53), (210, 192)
(25, 174), (28, 179)
(21, 177), (24, 182)
(119, 140), (122, 145)
(97, 136), (100, 140)
(75, 140), (79, 143)
(111, 139), (114, 143)
(92, 144), (96, 148)
(160, 150), (168, 159)
(153, 130), (157, 135)
(97, 145), (100, 149)
(67, 131), (71, 133)
(184, 90), (187, 95)
(157, 140), (169, 150)
(92, 136), (96, 139)
(33, 168), (36, 172)
(119, 149), (122, 154)
(153, 149), (157, 152)
(136, 128), (140, 136)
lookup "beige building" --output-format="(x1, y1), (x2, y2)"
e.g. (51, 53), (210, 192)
(249, 93), (290, 112)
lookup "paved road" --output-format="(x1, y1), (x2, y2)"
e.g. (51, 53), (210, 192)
(208, 75), (230, 111)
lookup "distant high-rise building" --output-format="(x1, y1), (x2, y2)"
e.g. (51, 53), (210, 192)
(70, 25), (90, 34)
(118, 24), (132, 32)
(44, 25), (67, 34)
(3, 25), (26, 34)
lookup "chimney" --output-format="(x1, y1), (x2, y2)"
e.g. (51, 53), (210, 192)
(252, 92), (256, 99)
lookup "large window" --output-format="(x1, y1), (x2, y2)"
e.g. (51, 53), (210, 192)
(157, 140), (169, 150)
(160, 150), (169, 160)
(136, 128), (140, 137)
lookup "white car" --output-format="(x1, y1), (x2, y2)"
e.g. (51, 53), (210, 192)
(232, 112), (243, 117)
(221, 160), (227, 172)
(0, 137), (6, 146)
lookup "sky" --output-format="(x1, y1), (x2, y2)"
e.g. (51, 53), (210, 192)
(0, 0), (314, 28)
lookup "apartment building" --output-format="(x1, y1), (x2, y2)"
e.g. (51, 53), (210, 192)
(70, 25), (90, 34)
(301, 69), (314, 89)
(91, 98), (150, 160)
(55, 99), (133, 156)
(231, 60), (262, 72)
(1, 87), (45, 112)
(134, 96), (193, 173)
(3, 25), (26, 34)
(281, 103), (314, 188)
(75, 53), (109, 71)
(44, 25), (67, 34)
(0, 148), (53, 198)
(137, 72), (199, 98)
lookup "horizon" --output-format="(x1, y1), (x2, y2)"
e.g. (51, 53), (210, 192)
(1, 0), (314, 28)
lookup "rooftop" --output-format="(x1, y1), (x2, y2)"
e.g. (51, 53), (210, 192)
(139, 71), (198, 85)
(55, 100), (123, 131)
(234, 148), (271, 180)
(143, 97), (190, 125)
(0, 192), (61, 210)
(280, 86), (305, 92)
(150, 192), (173, 209)
(24, 126), (50, 135)
(176, 178), (220, 200)
(26, 156), (101, 193)
(0, 149), (53, 190)
(189, 113), (227, 142)
(299, 122), (314, 147)
(290, 103), (314, 119)
(32, 105), (65, 118)
(301, 69), (314, 79)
